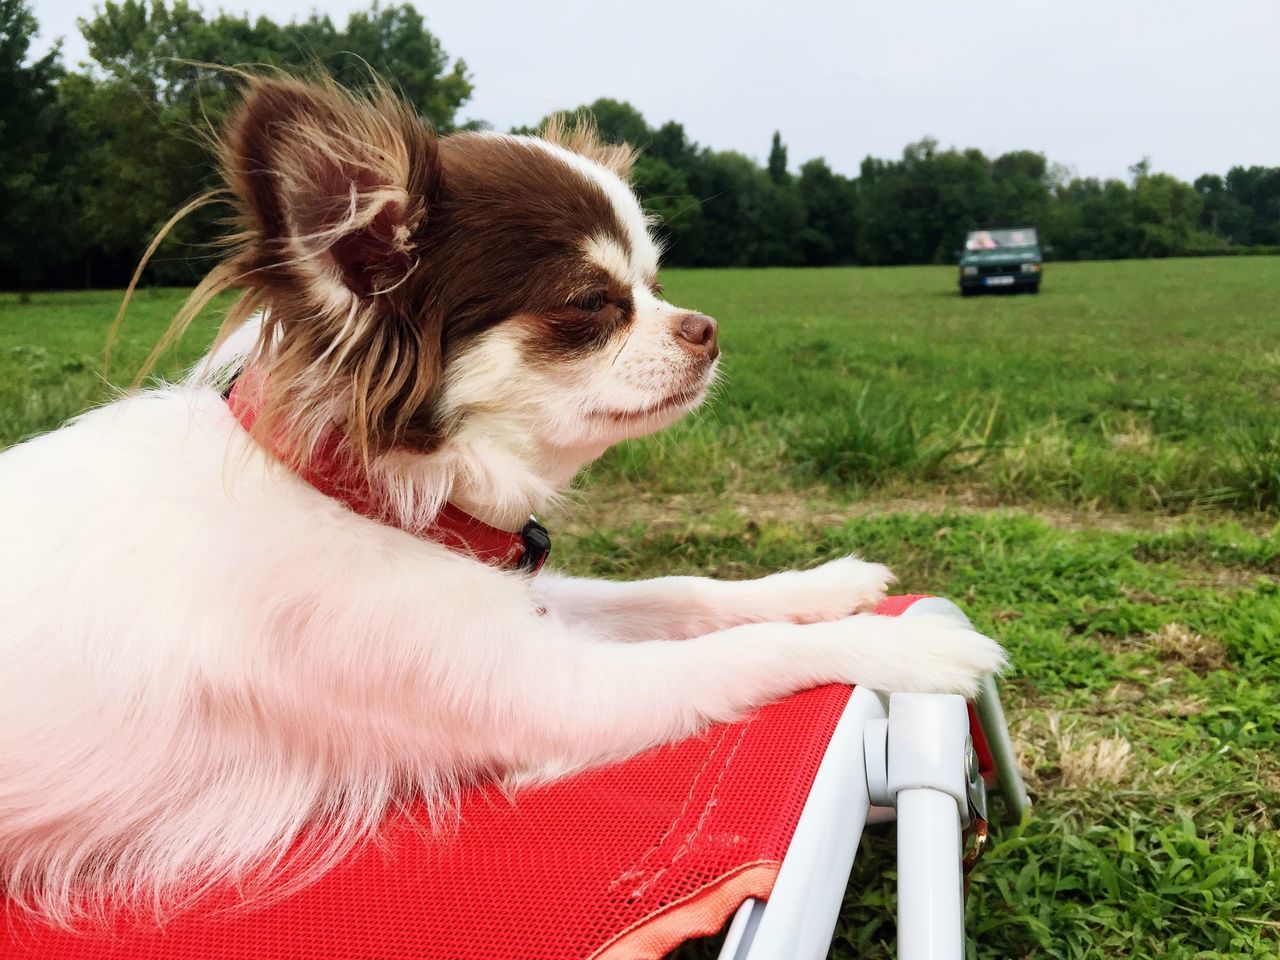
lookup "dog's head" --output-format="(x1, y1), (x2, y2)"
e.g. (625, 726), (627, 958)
(210, 76), (718, 511)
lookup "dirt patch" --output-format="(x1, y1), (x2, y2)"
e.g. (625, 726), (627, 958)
(1152, 696), (1210, 718)
(1121, 585), (1169, 605)
(551, 484), (1231, 536)
(1103, 680), (1146, 705)
(1176, 566), (1278, 592)
(1083, 678), (1208, 719)
(549, 489), (845, 536)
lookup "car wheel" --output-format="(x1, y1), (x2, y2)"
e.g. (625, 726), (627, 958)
(961, 287), (977, 297)
(1030, 284), (1041, 295)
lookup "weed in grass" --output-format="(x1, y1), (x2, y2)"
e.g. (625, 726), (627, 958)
(1231, 424), (1280, 511)
(786, 384), (986, 488)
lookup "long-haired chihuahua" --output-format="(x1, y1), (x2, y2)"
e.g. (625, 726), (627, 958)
(0, 75), (1003, 920)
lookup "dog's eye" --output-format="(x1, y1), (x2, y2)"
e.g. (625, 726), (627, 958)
(572, 290), (608, 313)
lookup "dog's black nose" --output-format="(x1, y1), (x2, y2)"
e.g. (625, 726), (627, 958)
(675, 313), (719, 360)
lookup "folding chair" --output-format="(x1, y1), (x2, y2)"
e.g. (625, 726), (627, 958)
(2, 595), (1028, 960)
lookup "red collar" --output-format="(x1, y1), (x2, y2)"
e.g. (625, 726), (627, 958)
(226, 376), (550, 574)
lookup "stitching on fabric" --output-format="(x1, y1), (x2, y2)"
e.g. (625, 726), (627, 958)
(627, 714), (756, 900)
(606, 723), (732, 893)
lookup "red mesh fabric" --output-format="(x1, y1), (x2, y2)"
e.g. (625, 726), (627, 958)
(872, 593), (931, 617)
(1, 597), (943, 959)
(2, 690), (852, 960)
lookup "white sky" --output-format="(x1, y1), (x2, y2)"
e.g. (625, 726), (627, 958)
(28, 0), (1280, 184)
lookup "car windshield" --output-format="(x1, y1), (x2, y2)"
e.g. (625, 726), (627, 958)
(965, 227), (1039, 250)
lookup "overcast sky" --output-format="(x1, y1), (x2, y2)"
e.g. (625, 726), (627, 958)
(28, 0), (1280, 184)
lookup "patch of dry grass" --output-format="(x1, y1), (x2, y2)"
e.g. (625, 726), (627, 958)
(1012, 712), (1136, 793)
(1147, 622), (1231, 674)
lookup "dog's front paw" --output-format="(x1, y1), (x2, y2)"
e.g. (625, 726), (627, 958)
(778, 555), (895, 624)
(869, 613), (1006, 697)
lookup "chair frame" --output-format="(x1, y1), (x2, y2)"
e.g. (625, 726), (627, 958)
(717, 597), (1029, 960)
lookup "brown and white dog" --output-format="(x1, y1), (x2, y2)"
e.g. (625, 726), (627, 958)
(0, 76), (1004, 919)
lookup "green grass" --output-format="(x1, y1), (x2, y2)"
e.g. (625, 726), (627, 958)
(585, 512), (1280, 959)
(4, 259), (1279, 515)
(0, 287), (224, 447)
(2, 258), (1278, 958)
(598, 257), (1280, 514)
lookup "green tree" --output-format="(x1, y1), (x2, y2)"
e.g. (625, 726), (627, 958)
(58, 0), (474, 285)
(579, 97), (649, 147)
(78, 0), (472, 128)
(795, 158), (856, 265)
(1131, 168), (1205, 257)
(11, 0), (1280, 287)
(674, 149), (803, 267)
(855, 139), (1002, 264)
(1046, 161), (1217, 260)
(0, 0), (83, 287)
(639, 122), (705, 264)
(1223, 166), (1280, 246)
(1195, 173), (1251, 243)
(57, 63), (221, 285)
(992, 150), (1052, 226)
(649, 120), (697, 169)
(321, 4), (472, 131)
(767, 131), (789, 185)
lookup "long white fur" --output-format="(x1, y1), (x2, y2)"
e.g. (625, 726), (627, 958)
(0, 131), (1004, 921)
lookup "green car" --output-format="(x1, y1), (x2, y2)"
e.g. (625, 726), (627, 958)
(958, 225), (1042, 295)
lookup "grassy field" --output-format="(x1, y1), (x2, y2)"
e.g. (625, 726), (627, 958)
(2, 258), (1278, 958)
(601, 257), (1280, 515)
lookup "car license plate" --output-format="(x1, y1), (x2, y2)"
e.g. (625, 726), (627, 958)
(984, 276), (1014, 286)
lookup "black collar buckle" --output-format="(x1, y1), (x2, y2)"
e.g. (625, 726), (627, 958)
(518, 517), (551, 574)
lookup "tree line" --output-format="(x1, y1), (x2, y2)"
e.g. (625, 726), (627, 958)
(3, 0), (1278, 289)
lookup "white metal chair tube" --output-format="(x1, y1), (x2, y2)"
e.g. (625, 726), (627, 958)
(895, 788), (965, 960)
(886, 692), (970, 960)
(903, 597), (1030, 822)
(725, 686), (887, 960)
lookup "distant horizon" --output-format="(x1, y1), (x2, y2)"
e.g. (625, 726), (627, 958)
(27, 0), (1280, 186)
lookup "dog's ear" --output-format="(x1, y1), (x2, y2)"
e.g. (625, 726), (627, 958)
(218, 76), (447, 462)
(224, 76), (439, 304)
